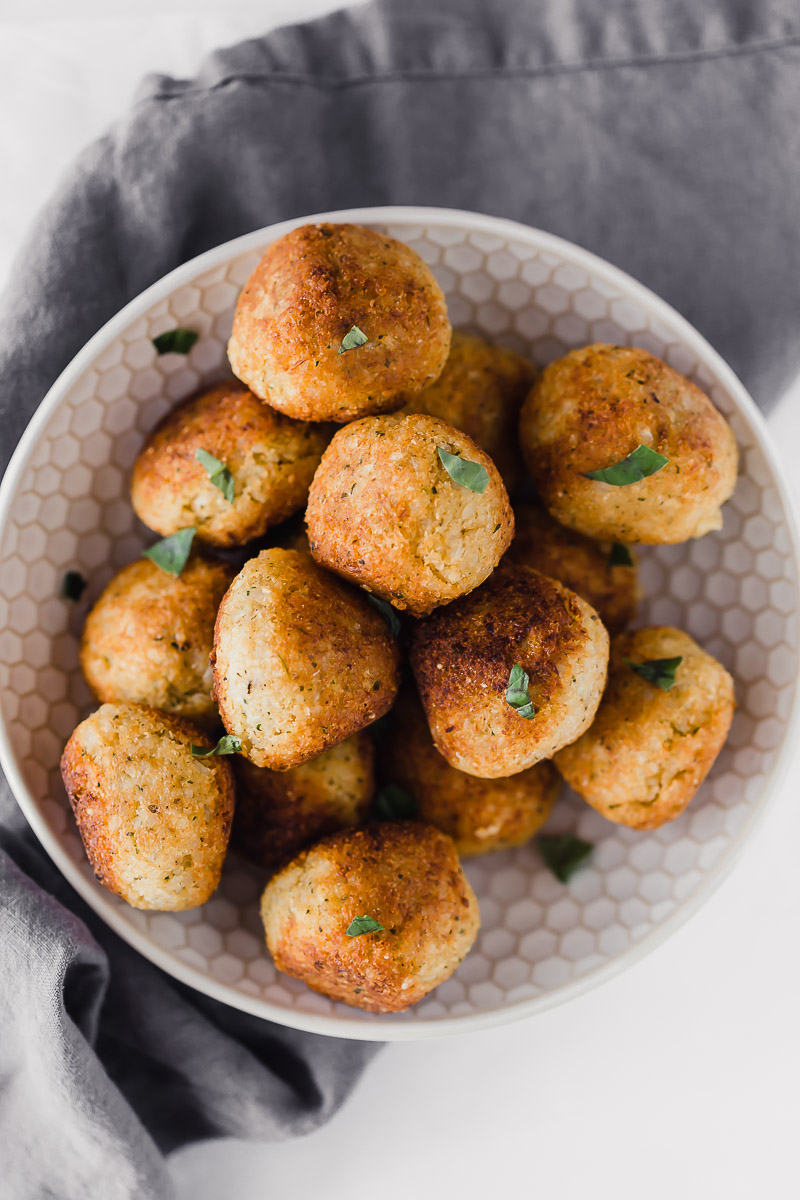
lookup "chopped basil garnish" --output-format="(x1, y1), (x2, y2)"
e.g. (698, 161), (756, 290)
(61, 571), (87, 601)
(608, 542), (634, 568)
(374, 783), (418, 820)
(437, 447), (489, 494)
(364, 593), (401, 636)
(195, 448), (235, 503)
(142, 527), (195, 576)
(338, 325), (368, 354)
(584, 444), (668, 485)
(539, 833), (593, 883)
(506, 662), (536, 719)
(624, 656), (682, 691)
(346, 915), (384, 936)
(152, 328), (199, 355)
(191, 734), (242, 758)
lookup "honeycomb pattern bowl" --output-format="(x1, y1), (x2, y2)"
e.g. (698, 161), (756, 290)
(1, 207), (798, 1041)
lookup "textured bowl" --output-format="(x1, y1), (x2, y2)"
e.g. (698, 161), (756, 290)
(1, 207), (798, 1041)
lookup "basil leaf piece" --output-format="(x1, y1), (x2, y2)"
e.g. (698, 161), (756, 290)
(624, 656), (682, 691)
(365, 593), (401, 637)
(584, 444), (668, 485)
(142, 527), (195, 576)
(608, 542), (634, 568)
(437, 447), (489, 494)
(61, 570), (87, 601)
(539, 833), (594, 883)
(191, 735), (242, 758)
(346, 915), (384, 937)
(506, 662), (536, 719)
(152, 328), (199, 355)
(195, 448), (235, 503)
(374, 783), (418, 820)
(338, 325), (368, 354)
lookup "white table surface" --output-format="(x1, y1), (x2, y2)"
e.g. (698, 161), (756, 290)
(4, 6), (800, 1198)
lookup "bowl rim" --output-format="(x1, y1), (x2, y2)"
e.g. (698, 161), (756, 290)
(2, 204), (799, 1041)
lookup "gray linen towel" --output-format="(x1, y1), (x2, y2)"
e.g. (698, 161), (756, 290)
(2, 1), (799, 1196)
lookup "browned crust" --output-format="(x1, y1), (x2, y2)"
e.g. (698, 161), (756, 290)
(261, 822), (479, 1012)
(228, 223), (452, 422)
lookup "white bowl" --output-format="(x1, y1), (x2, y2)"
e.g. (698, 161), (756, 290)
(1, 206), (798, 1041)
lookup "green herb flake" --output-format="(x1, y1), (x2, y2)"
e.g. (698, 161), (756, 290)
(539, 833), (594, 883)
(142, 527), (195, 576)
(506, 662), (536, 719)
(608, 542), (634, 568)
(346, 914), (384, 937)
(624, 656), (683, 691)
(338, 325), (369, 355)
(374, 783), (419, 821)
(195, 448), (235, 503)
(437, 446), (489, 494)
(364, 592), (401, 636)
(191, 734), (242, 758)
(61, 571), (87, 601)
(152, 328), (199, 355)
(584, 444), (668, 486)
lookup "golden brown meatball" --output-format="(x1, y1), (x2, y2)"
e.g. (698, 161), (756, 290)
(61, 703), (234, 910)
(555, 626), (735, 830)
(260, 822), (479, 1012)
(212, 548), (400, 770)
(382, 691), (559, 856)
(396, 331), (537, 490)
(519, 344), (738, 544)
(131, 380), (331, 548)
(306, 413), (514, 618)
(228, 223), (451, 422)
(80, 556), (233, 728)
(505, 502), (638, 635)
(409, 565), (609, 778)
(233, 733), (374, 871)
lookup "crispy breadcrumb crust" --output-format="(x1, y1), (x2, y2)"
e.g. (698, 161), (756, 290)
(260, 822), (479, 1012)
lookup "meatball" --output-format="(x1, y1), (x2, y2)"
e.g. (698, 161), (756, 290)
(80, 556), (233, 728)
(260, 822), (479, 1012)
(60, 703), (234, 910)
(396, 331), (537, 490)
(306, 413), (514, 618)
(554, 626), (735, 830)
(212, 548), (400, 769)
(228, 223), (451, 422)
(233, 732), (374, 871)
(505, 502), (638, 635)
(131, 380), (331, 547)
(382, 691), (559, 856)
(409, 564), (609, 778)
(519, 344), (738, 543)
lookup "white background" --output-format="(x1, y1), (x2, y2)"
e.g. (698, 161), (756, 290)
(3, 4), (799, 1198)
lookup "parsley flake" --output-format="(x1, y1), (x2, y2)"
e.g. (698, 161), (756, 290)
(195, 448), (235, 503)
(374, 783), (418, 820)
(346, 915), (384, 937)
(338, 325), (369, 354)
(624, 656), (682, 691)
(142, 528), (195, 576)
(152, 328), (199, 355)
(506, 662), (536, 719)
(437, 447), (489, 493)
(191, 735), (242, 758)
(539, 833), (594, 883)
(584, 444), (668, 485)
(364, 593), (401, 636)
(61, 571), (87, 601)
(608, 542), (634, 568)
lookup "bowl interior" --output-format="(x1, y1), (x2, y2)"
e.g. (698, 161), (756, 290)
(0, 208), (797, 1039)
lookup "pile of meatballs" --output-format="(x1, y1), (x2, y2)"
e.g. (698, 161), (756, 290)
(61, 223), (739, 1014)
